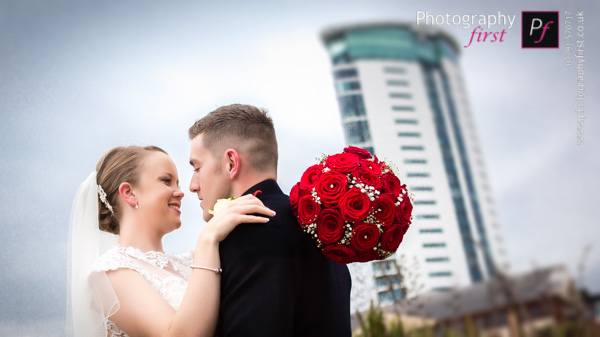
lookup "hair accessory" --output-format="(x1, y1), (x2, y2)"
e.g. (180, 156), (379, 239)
(190, 265), (222, 274)
(97, 184), (114, 214)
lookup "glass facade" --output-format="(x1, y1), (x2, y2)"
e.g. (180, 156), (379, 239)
(421, 62), (483, 283)
(439, 69), (495, 277)
(336, 81), (361, 93)
(338, 94), (366, 118)
(334, 68), (358, 79)
(378, 289), (403, 303)
(343, 120), (371, 144)
(324, 25), (459, 66)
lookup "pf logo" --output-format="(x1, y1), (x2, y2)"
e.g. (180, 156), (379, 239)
(522, 11), (559, 48)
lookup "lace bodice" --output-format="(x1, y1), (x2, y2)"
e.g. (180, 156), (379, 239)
(92, 246), (192, 337)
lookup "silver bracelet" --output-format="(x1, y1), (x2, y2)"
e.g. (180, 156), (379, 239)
(190, 265), (223, 274)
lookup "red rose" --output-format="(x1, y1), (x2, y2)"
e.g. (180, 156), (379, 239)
(339, 188), (371, 222)
(359, 159), (381, 176)
(354, 250), (381, 263)
(343, 146), (372, 160)
(350, 222), (380, 252)
(372, 194), (397, 225)
(300, 164), (323, 190)
(298, 195), (320, 224)
(396, 196), (413, 226)
(316, 209), (345, 244)
(352, 166), (382, 190)
(325, 152), (359, 173)
(380, 223), (405, 252)
(399, 223), (410, 235)
(322, 244), (355, 264)
(290, 183), (300, 209)
(381, 173), (402, 197)
(316, 172), (348, 208)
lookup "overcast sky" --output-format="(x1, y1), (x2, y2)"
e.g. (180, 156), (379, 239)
(0, 0), (598, 335)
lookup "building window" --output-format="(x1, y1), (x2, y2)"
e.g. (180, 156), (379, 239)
(343, 120), (371, 144)
(392, 106), (415, 112)
(417, 214), (440, 219)
(372, 260), (394, 273)
(404, 159), (427, 164)
(414, 200), (436, 205)
(383, 67), (406, 74)
(401, 145), (424, 151)
(338, 94), (366, 118)
(395, 119), (418, 125)
(432, 286), (453, 292)
(429, 271), (452, 277)
(398, 132), (421, 138)
(426, 257), (450, 262)
(387, 80), (409, 86)
(390, 93), (412, 99)
(334, 68), (358, 79)
(420, 228), (443, 234)
(407, 172), (430, 178)
(423, 242), (446, 248)
(375, 275), (400, 287)
(335, 81), (361, 93)
(378, 289), (403, 303)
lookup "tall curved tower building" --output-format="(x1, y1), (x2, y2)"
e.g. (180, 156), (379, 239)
(321, 22), (507, 307)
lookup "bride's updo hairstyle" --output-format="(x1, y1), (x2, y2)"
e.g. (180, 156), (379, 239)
(96, 145), (167, 234)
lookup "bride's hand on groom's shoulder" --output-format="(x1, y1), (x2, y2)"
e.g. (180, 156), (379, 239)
(200, 195), (276, 243)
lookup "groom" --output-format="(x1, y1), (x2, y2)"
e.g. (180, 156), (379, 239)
(188, 104), (352, 336)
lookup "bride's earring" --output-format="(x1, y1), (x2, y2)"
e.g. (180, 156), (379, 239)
(135, 202), (139, 209)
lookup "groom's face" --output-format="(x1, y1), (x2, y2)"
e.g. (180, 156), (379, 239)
(189, 134), (231, 222)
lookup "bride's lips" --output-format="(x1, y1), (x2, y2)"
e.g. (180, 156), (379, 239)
(169, 202), (181, 214)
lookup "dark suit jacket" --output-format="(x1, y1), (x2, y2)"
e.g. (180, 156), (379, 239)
(215, 179), (352, 336)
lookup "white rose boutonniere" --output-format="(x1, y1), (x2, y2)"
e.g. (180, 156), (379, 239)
(208, 197), (236, 216)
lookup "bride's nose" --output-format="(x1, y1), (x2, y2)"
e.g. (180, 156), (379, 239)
(174, 186), (184, 199)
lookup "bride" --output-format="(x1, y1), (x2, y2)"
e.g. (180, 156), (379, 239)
(66, 145), (275, 337)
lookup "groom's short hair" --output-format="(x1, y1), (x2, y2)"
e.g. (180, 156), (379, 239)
(188, 104), (278, 172)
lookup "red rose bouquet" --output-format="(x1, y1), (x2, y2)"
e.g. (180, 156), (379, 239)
(290, 146), (413, 264)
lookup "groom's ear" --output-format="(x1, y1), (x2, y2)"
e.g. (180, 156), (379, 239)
(224, 149), (240, 180)
(118, 182), (138, 208)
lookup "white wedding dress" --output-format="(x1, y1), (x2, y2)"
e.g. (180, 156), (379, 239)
(92, 245), (193, 337)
